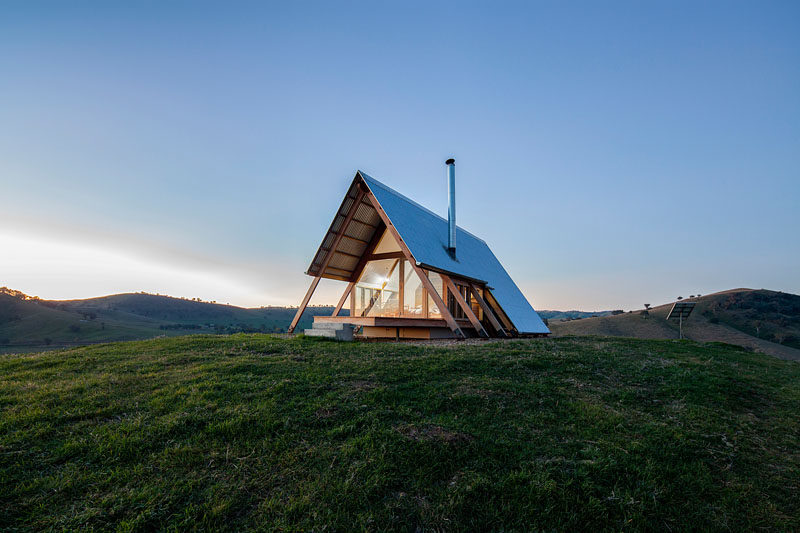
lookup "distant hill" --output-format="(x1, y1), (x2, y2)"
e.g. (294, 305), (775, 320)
(549, 289), (800, 361)
(0, 289), (343, 353)
(537, 310), (616, 321)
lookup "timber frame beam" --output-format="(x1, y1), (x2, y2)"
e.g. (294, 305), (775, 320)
(332, 281), (354, 317)
(468, 282), (507, 337)
(288, 276), (321, 333)
(485, 290), (516, 333)
(366, 251), (405, 261)
(442, 274), (489, 338)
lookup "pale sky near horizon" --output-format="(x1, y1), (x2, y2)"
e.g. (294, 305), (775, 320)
(1, 1), (799, 311)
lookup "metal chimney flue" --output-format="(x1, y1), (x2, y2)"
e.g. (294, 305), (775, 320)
(446, 158), (456, 254)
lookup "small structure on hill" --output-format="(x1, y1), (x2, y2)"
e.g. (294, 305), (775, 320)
(289, 160), (550, 339)
(667, 300), (696, 339)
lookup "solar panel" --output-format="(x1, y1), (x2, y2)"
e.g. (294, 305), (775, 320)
(667, 301), (696, 320)
(667, 301), (696, 339)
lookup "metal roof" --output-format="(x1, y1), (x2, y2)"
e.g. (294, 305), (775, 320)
(360, 172), (549, 334)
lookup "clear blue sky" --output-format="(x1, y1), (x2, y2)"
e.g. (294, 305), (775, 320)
(1, 1), (798, 310)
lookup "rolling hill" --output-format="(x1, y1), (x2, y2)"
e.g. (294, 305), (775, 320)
(1, 335), (798, 530)
(0, 290), (342, 353)
(549, 289), (800, 361)
(537, 309), (615, 321)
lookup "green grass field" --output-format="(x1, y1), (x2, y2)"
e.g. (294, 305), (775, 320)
(1, 335), (798, 531)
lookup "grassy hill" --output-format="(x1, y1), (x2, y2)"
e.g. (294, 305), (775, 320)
(0, 292), (175, 350)
(1, 335), (798, 530)
(0, 290), (342, 353)
(538, 309), (615, 321)
(550, 289), (800, 362)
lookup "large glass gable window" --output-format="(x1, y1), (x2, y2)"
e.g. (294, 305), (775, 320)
(354, 259), (400, 317)
(350, 227), (477, 321)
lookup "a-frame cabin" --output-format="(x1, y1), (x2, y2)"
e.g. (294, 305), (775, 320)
(288, 164), (550, 339)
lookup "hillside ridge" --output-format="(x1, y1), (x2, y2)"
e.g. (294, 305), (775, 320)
(550, 289), (800, 361)
(0, 289), (340, 352)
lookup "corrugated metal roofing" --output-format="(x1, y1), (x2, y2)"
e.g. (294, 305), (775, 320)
(360, 172), (549, 334)
(306, 179), (383, 280)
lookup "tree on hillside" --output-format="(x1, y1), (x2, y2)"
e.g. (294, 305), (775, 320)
(677, 296), (683, 300)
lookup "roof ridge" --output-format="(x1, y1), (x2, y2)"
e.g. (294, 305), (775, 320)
(358, 170), (487, 244)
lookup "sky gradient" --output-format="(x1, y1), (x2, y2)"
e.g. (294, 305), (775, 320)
(1, 1), (799, 311)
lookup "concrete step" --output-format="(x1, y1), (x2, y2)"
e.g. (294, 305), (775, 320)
(304, 328), (336, 338)
(312, 320), (352, 331)
(304, 326), (354, 341)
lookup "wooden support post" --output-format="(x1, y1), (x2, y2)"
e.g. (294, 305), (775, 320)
(332, 282), (354, 317)
(468, 283), (507, 337)
(288, 276), (321, 333)
(485, 290), (515, 333)
(442, 275), (489, 338)
(414, 267), (463, 337)
(398, 259), (404, 317)
(364, 189), (464, 338)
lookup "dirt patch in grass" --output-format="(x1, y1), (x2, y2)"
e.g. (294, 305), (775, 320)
(452, 385), (497, 399)
(314, 407), (337, 419)
(397, 424), (474, 444)
(344, 380), (376, 392)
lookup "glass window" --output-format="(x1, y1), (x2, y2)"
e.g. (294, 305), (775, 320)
(354, 259), (400, 317)
(470, 287), (483, 320)
(426, 271), (444, 319)
(402, 260), (424, 317)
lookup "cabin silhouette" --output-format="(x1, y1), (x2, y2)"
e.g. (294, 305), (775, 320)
(289, 164), (549, 339)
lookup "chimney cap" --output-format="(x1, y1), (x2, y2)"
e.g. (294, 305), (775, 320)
(445, 158), (455, 165)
